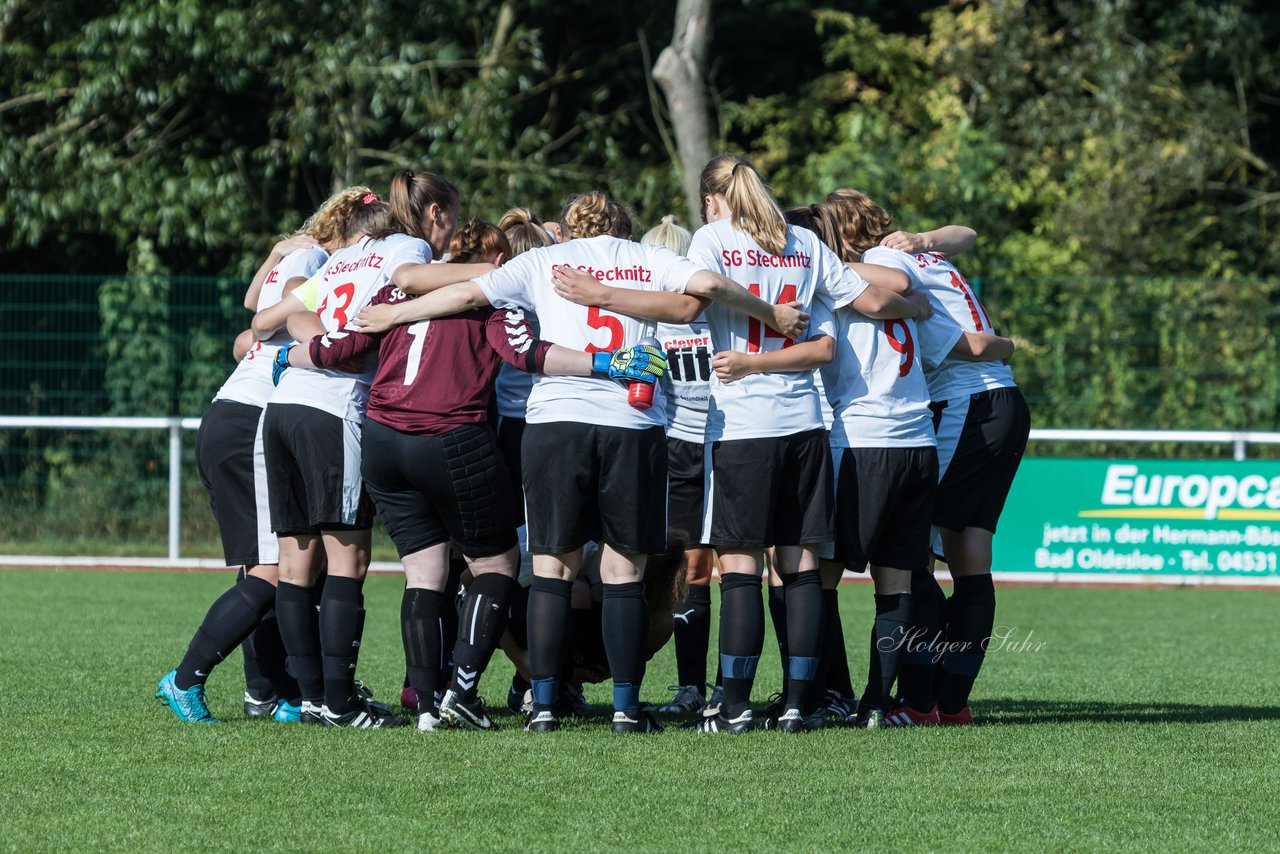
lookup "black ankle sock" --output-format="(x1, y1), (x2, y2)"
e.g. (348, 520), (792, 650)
(402, 587), (444, 715)
(939, 574), (995, 714)
(602, 581), (649, 714)
(719, 573), (764, 719)
(453, 574), (517, 701)
(863, 593), (912, 710)
(673, 584), (712, 689)
(528, 576), (572, 712)
(780, 570), (823, 710)
(319, 575), (365, 715)
(900, 571), (943, 711)
(175, 575), (276, 690)
(276, 581), (323, 704)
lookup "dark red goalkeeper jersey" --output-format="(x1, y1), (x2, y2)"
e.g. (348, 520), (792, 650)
(307, 284), (552, 435)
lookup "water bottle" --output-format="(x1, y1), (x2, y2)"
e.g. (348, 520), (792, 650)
(628, 336), (661, 411)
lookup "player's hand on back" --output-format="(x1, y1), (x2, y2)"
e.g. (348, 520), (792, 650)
(349, 303), (401, 334)
(551, 264), (610, 306)
(907, 290), (933, 320)
(880, 231), (925, 253)
(771, 301), (809, 339)
(271, 234), (319, 258)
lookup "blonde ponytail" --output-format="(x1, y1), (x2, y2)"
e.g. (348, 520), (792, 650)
(699, 154), (788, 256)
(640, 214), (692, 256)
(500, 206), (554, 257)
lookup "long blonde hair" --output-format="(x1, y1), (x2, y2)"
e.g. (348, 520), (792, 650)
(297, 186), (388, 248)
(825, 188), (894, 260)
(699, 154), (788, 256)
(640, 215), (692, 256)
(499, 207), (555, 257)
(560, 190), (633, 240)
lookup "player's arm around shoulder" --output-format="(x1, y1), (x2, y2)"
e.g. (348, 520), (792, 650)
(711, 335), (834, 384)
(550, 264), (706, 324)
(950, 331), (1016, 362)
(351, 282), (490, 333)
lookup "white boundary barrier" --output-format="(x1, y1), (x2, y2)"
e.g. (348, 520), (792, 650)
(2, 416), (1280, 581)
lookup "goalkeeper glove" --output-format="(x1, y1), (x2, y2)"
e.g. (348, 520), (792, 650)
(272, 344), (294, 386)
(591, 344), (668, 383)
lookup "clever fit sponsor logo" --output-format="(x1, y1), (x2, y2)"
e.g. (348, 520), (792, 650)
(1087, 464), (1280, 522)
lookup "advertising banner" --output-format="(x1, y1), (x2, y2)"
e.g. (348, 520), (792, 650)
(992, 458), (1280, 582)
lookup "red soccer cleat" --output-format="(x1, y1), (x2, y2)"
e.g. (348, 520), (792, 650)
(884, 704), (941, 727)
(938, 706), (974, 726)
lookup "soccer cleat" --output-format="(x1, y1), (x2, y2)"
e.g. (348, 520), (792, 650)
(299, 700), (325, 725)
(508, 680), (533, 716)
(524, 709), (561, 733)
(823, 689), (859, 720)
(320, 698), (409, 729)
(885, 704), (941, 727)
(850, 707), (885, 729)
(695, 709), (754, 734)
(939, 706), (974, 726)
(658, 684), (707, 715)
(774, 707), (825, 733)
(354, 680), (395, 715)
(417, 711), (444, 732)
(760, 693), (784, 729)
(704, 684), (724, 717)
(271, 700), (302, 723)
(244, 691), (277, 719)
(560, 682), (592, 716)
(612, 708), (663, 734)
(440, 690), (496, 731)
(155, 670), (220, 723)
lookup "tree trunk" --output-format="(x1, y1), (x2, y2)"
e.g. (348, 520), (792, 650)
(652, 0), (715, 227)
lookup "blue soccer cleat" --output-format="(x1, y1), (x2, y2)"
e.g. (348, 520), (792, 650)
(271, 699), (302, 723)
(155, 670), (220, 723)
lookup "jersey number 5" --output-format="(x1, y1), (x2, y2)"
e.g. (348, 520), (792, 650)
(746, 284), (797, 353)
(585, 306), (624, 353)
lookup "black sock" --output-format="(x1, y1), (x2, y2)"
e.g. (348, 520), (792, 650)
(453, 573), (517, 701)
(767, 582), (789, 702)
(243, 610), (298, 703)
(441, 556), (465, 677)
(900, 571), (943, 711)
(319, 575), (365, 715)
(602, 581), (649, 714)
(508, 583), (530, 649)
(175, 575), (276, 690)
(528, 576), (572, 712)
(863, 593), (912, 710)
(938, 574), (995, 714)
(823, 589), (854, 697)
(402, 587), (444, 715)
(780, 570), (823, 710)
(673, 584), (712, 690)
(237, 570), (274, 700)
(276, 581), (323, 704)
(718, 573), (764, 719)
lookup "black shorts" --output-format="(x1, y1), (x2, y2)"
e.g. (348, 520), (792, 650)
(667, 437), (709, 546)
(522, 422), (667, 555)
(361, 419), (517, 559)
(930, 386), (1031, 533)
(262, 403), (372, 534)
(703, 429), (834, 549)
(196, 400), (281, 566)
(832, 446), (937, 572)
(495, 415), (526, 526)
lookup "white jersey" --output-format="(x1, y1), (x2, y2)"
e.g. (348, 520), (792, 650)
(214, 246), (329, 409)
(862, 246), (1015, 402)
(475, 235), (700, 429)
(272, 233), (429, 420)
(687, 220), (870, 441)
(656, 319), (713, 443)
(813, 299), (962, 448)
(494, 311), (539, 419)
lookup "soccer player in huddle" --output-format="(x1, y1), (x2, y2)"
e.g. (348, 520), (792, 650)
(155, 187), (384, 724)
(826, 189), (1031, 724)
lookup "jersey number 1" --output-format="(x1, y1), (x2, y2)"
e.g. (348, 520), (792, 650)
(404, 321), (430, 385)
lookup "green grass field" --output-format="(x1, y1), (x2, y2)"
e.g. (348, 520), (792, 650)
(4, 568), (1278, 851)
